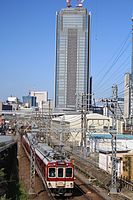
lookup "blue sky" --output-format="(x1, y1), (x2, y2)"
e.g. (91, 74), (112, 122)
(0, 0), (133, 101)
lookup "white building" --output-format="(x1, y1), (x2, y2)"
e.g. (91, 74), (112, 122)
(88, 133), (133, 177)
(99, 150), (130, 177)
(7, 96), (18, 103)
(41, 100), (54, 113)
(89, 134), (133, 153)
(30, 91), (48, 109)
(7, 96), (18, 111)
(52, 113), (124, 146)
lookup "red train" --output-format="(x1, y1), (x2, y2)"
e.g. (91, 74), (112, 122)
(22, 133), (74, 196)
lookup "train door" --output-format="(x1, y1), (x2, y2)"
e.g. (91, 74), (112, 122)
(57, 167), (64, 178)
(56, 167), (66, 187)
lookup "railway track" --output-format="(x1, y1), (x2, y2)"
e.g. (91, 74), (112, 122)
(69, 149), (133, 194)
(18, 139), (51, 200)
(19, 136), (133, 200)
(53, 176), (105, 200)
(73, 176), (105, 200)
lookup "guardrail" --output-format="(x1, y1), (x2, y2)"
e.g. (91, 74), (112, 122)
(0, 141), (17, 153)
(120, 178), (133, 192)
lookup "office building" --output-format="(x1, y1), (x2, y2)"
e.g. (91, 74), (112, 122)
(55, 1), (91, 110)
(124, 73), (131, 119)
(30, 91), (48, 109)
(22, 95), (36, 108)
(117, 97), (124, 119)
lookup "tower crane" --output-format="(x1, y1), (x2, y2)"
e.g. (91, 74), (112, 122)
(66, 0), (85, 8)
(66, 0), (71, 7)
(77, 0), (85, 7)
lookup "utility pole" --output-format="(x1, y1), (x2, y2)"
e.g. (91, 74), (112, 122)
(80, 93), (88, 156)
(112, 85), (118, 131)
(83, 94), (87, 148)
(60, 115), (65, 154)
(110, 85), (118, 194)
(29, 105), (46, 195)
(48, 99), (52, 145)
(29, 134), (37, 195)
(41, 101), (44, 118)
(81, 94), (84, 147)
(100, 85), (118, 194)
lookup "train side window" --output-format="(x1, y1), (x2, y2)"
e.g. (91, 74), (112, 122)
(58, 168), (63, 177)
(49, 168), (56, 177)
(66, 168), (72, 177)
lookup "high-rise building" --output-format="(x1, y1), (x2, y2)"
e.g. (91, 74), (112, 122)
(22, 95), (37, 108)
(124, 73), (131, 118)
(117, 97), (124, 119)
(55, 1), (91, 110)
(30, 91), (48, 109)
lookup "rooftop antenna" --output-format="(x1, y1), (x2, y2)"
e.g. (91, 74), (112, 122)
(66, 0), (71, 7)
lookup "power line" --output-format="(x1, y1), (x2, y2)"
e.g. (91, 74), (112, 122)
(95, 41), (131, 92)
(94, 31), (131, 82)
(96, 81), (124, 96)
(94, 67), (130, 98)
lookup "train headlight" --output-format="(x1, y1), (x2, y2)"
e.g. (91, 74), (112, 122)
(48, 183), (51, 187)
(70, 183), (73, 187)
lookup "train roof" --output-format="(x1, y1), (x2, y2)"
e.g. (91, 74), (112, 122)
(89, 133), (133, 140)
(26, 133), (70, 163)
(36, 142), (70, 163)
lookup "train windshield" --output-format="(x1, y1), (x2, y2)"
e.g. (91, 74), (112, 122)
(49, 168), (56, 177)
(66, 168), (72, 177)
(58, 168), (64, 177)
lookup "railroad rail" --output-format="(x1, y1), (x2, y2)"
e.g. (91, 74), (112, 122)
(22, 141), (56, 200)
(55, 176), (105, 200)
(69, 149), (133, 193)
(74, 180), (104, 200)
(36, 166), (56, 200)
(120, 178), (133, 192)
(73, 158), (109, 189)
(50, 137), (133, 199)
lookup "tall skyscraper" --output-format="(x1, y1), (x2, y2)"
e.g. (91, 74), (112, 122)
(130, 17), (133, 117)
(55, 1), (90, 110)
(124, 73), (131, 118)
(124, 18), (133, 119)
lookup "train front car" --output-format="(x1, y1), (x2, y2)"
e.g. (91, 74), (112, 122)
(47, 159), (74, 196)
(22, 133), (74, 196)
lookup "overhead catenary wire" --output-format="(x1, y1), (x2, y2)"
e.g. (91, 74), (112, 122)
(100, 55), (131, 83)
(96, 81), (124, 98)
(95, 64), (131, 98)
(94, 61), (131, 99)
(95, 41), (131, 92)
(93, 29), (132, 100)
(94, 30), (131, 80)
(97, 79), (124, 98)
